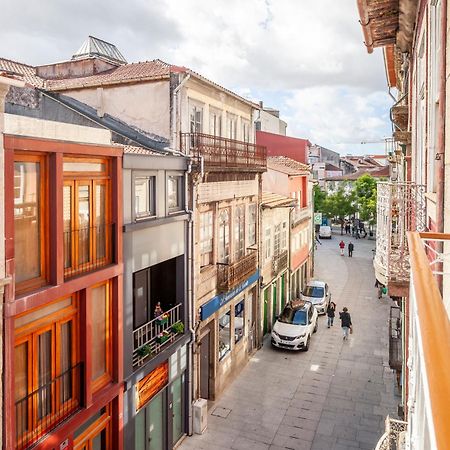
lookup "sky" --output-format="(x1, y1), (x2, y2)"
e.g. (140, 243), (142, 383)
(1, 0), (393, 155)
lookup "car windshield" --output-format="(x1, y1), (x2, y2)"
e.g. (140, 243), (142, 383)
(303, 286), (324, 298)
(278, 307), (307, 325)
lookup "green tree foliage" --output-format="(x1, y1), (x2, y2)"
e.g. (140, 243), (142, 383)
(313, 184), (326, 212)
(353, 174), (378, 224)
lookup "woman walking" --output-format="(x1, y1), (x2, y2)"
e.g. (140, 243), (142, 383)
(339, 307), (352, 340)
(326, 302), (336, 328)
(339, 240), (345, 256)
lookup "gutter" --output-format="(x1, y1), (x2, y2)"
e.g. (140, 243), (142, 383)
(356, 0), (374, 54)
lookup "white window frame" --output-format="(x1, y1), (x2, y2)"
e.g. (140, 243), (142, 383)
(200, 211), (213, 267)
(133, 172), (156, 220)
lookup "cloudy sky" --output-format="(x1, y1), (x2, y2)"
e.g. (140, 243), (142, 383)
(1, 0), (392, 154)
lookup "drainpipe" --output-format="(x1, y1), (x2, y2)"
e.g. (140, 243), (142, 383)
(436, 0), (447, 292)
(172, 74), (191, 152)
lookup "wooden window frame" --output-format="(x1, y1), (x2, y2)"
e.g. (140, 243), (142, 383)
(14, 297), (79, 448)
(90, 281), (113, 393)
(73, 404), (112, 450)
(14, 153), (49, 294)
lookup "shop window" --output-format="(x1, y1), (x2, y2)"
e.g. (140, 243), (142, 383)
(200, 211), (213, 267)
(235, 300), (245, 343)
(91, 282), (112, 392)
(234, 205), (245, 261)
(134, 175), (156, 219)
(218, 310), (231, 360)
(248, 203), (256, 246)
(218, 209), (230, 264)
(14, 155), (47, 293)
(167, 175), (183, 212)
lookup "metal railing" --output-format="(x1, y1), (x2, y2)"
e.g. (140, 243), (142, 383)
(217, 250), (257, 292)
(64, 223), (114, 279)
(272, 250), (288, 276)
(374, 182), (426, 287)
(388, 306), (402, 371)
(15, 363), (82, 450)
(180, 132), (267, 172)
(375, 416), (407, 450)
(133, 303), (183, 367)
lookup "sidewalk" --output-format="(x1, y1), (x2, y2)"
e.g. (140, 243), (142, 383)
(179, 235), (398, 450)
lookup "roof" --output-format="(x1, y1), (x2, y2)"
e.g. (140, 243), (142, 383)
(72, 36), (127, 64)
(122, 145), (165, 156)
(267, 156), (310, 176)
(324, 163), (341, 172)
(325, 166), (389, 181)
(0, 57), (44, 88)
(261, 192), (297, 209)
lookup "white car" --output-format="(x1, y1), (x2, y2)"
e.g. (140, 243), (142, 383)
(319, 225), (332, 239)
(271, 300), (318, 351)
(301, 280), (331, 315)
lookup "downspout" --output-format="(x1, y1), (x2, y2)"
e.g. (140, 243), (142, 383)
(436, 0), (447, 292)
(172, 74), (191, 153)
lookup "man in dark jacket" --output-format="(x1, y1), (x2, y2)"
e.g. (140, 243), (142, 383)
(339, 307), (352, 340)
(326, 302), (336, 328)
(348, 241), (354, 257)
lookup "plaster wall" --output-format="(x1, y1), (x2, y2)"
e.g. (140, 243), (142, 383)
(256, 109), (287, 135)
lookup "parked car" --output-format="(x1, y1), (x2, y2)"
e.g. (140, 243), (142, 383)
(301, 280), (331, 315)
(319, 225), (332, 239)
(271, 299), (318, 351)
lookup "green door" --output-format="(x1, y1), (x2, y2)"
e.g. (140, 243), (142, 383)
(263, 288), (269, 335)
(272, 283), (277, 324)
(281, 274), (286, 308)
(171, 374), (184, 446)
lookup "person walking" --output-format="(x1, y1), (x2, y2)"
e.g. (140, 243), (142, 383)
(339, 307), (352, 340)
(326, 301), (336, 328)
(339, 240), (345, 256)
(348, 241), (354, 257)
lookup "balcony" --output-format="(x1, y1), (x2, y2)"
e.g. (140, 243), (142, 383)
(292, 205), (312, 227)
(375, 416), (407, 450)
(15, 364), (82, 450)
(403, 232), (450, 450)
(388, 306), (402, 371)
(217, 250), (257, 293)
(64, 223), (114, 279)
(180, 132), (267, 172)
(133, 303), (184, 368)
(272, 250), (288, 277)
(374, 182), (426, 293)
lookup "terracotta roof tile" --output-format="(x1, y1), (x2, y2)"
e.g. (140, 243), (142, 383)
(0, 58), (44, 88)
(262, 192), (297, 208)
(267, 156), (310, 175)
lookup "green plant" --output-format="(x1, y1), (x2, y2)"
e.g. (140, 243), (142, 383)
(171, 322), (185, 334)
(136, 344), (152, 358)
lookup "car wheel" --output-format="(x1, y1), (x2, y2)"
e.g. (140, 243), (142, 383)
(304, 336), (311, 351)
(313, 321), (318, 333)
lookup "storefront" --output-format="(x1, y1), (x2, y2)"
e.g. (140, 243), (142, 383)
(198, 271), (259, 400)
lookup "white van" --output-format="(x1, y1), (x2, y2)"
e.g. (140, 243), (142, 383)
(319, 225), (332, 239)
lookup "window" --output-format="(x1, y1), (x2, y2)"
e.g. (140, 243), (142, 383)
(234, 300), (245, 343)
(190, 105), (203, 133)
(200, 211), (213, 267)
(218, 310), (231, 360)
(234, 205), (245, 261)
(91, 283), (112, 391)
(73, 405), (111, 450)
(281, 222), (287, 250)
(63, 158), (110, 277)
(248, 203), (256, 246)
(167, 175), (183, 212)
(14, 298), (78, 447)
(242, 120), (250, 143)
(14, 155), (46, 291)
(228, 114), (237, 140)
(210, 109), (222, 137)
(135, 175), (156, 219)
(218, 209), (230, 264)
(264, 228), (271, 260)
(274, 224), (281, 256)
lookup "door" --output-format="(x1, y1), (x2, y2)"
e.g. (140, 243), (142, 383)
(263, 289), (269, 335)
(148, 391), (165, 450)
(281, 274), (286, 308)
(170, 374), (184, 446)
(272, 283), (277, 325)
(199, 332), (210, 399)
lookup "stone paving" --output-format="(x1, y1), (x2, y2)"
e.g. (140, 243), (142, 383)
(179, 232), (399, 450)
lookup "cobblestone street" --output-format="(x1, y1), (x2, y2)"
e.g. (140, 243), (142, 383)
(179, 232), (399, 450)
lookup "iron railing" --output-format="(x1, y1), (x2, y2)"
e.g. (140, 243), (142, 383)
(217, 250), (257, 292)
(64, 223), (114, 279)
(375, 416), (407, 450)
(180, 132), (267, 172)
(15, 363), (82, 450)
(374, 182), (426, 287)
(133, 303), (184, 367)
(388, 306), (402, 371)
(272, 250), (288, 277)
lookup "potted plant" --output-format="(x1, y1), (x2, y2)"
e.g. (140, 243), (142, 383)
(171, 322), (185, 334)
(156, 331), (170, 344)
(155, 313), (169, 326)
(136, 344), (152, 358)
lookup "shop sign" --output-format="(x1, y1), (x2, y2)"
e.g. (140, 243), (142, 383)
(200, 270), (259, 321)
(136, 361), (168, 411)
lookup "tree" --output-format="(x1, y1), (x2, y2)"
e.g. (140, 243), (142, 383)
(353, 174), (378, 225)
(313, 184), (327, 212)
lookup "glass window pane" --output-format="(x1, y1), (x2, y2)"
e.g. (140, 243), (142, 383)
(218, 310), (231, 360)
(135, 176), (155, 219)
(96, 184), (106, 259)
(235, 300), (245, 343)
(64, 162), (105, 172)
(218, 210), (230, 264)
(64, 185), (72, 269)
(60, 321), (72, 402)
(15, 342), (29, 437)
(15, 298), (72, 329)
(38, 330), (52, 419)
(14, 161), (41, 283)
(78, 185), (90, 264)
(133, 270), (149, 330)
(92, 429), (107, 450)
(91, 284), (108, 381)
(168, 176), (181, 210)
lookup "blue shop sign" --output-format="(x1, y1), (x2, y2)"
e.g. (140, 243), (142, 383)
(200, 270), (259, 321)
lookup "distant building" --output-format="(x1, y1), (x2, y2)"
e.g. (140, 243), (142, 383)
(254, 103), (287, 135)
(257, 130), (310, 164)
(325, 165), (390, 193)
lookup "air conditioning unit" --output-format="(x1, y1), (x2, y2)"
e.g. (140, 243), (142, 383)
(193, 398), (208, 434)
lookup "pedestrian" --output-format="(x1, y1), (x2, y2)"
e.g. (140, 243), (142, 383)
(339, 240), (345, 256)
(154, 302), (164, 318)
(348, 241), (354, 257)
(339, 307), (352, 340)
(375, 280), (384, 299)
(315, 233), (322, 245)
(326, 301), (336, 328)
(355, 228), (360, 239)
(346, 223), (351, 234)
(340, 221), (344, 235)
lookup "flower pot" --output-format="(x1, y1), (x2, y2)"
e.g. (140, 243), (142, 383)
(156, 334), (170, 344)
(155, 317), (168, 326)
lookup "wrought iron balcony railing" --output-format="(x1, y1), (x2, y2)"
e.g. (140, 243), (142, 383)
(388, 305), (402, 371)
(15, 363), (82, 450)
(375, 416), (407, 450)
(217, 250), (257, 292)
(64, 223), (114, 279)
(180, 132), (267, 172)
(374, 182), (425, 288)
(133, 303), (184, 368)
(272, 250), (288, 277)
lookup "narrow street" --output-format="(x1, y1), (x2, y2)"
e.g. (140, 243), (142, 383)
(180, 233), (399, 450)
